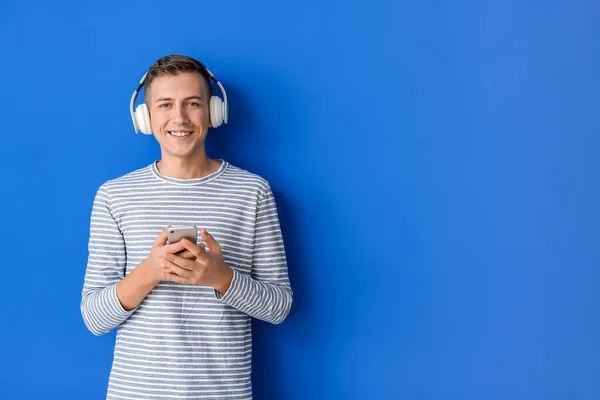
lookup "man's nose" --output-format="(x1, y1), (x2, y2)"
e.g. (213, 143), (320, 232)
(171, 105), (189, 124)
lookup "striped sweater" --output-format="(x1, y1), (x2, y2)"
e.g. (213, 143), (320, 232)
(80, 160), (292, 400)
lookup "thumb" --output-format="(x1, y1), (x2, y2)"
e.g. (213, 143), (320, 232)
(200, 228), (222, 254)
(154, 226), (170, 247)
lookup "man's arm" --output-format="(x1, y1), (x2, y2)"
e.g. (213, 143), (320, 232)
(115, 257), (160, 311)
(215, 185), (293, 324)
(80, 183), (137, 336)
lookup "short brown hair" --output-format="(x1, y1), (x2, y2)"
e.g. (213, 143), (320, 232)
(143, 54), (212, 104)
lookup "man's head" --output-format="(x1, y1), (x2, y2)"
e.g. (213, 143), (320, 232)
(144, 55), (214, 162)
(144, 54), (212, 105)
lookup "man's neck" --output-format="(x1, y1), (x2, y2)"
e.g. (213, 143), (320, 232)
(156, 154), (220, 180)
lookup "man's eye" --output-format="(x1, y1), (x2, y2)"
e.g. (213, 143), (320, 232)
(188, 102), (200, 107)
(159, 103), (170, 109)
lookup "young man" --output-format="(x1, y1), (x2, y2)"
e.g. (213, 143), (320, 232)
(81, 54), (292, 400)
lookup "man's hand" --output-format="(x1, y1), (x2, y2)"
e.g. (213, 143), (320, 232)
(116, 226), (199, 311)
(143, 227), (198, 284)
(161, 228), (234, 294)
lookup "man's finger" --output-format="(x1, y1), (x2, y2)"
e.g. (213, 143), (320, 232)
(164, 272), (187, 285)
(192, 243), (207, 260)
(163, 252), (196, 271)
(177, 249), (197, 260)
(179, 239), (206, 259)
(200, 228), (222, 254)
(163, 259), (193, 278)
(153, 226), (170, 247)
(164, 241), (187, 254)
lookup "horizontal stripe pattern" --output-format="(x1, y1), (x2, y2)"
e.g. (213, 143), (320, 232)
(80, 161), (292, 400)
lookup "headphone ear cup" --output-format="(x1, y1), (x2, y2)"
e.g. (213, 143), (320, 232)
(136, 104), (152, 134)
(210, 96), (223, 128)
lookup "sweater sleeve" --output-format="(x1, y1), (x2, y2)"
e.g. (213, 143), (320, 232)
(216, 185), (293, 324)
(80, 183), (136, 335)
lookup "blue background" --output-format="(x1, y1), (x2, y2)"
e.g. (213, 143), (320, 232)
(1, 0), (599, 399)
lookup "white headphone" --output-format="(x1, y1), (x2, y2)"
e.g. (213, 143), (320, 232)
(129, 67), (228, 134)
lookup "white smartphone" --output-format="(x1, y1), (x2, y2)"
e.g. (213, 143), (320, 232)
(167, 226), (198, 245)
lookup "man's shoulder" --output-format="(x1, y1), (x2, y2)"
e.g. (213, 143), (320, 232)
(222, 162), (271, 193)
(97, 163), (153, 193)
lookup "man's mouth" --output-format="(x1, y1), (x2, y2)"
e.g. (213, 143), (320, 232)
(168, 131), (193, 137)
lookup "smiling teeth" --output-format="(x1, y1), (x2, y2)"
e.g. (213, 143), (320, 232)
(170, 131), (191, 137)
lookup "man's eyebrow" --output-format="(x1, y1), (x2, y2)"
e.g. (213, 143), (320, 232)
(155, 96), (204, 103)
(184, 96), (204, 101)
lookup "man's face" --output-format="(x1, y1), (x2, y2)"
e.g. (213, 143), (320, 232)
(147, 72), (211, 161)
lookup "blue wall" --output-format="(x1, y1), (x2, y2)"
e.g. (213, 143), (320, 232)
(1, 1), (599, 399)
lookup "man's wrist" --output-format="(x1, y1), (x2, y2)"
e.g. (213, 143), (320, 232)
(214, 265), (234, 295)
(137, 259), (161, 286)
